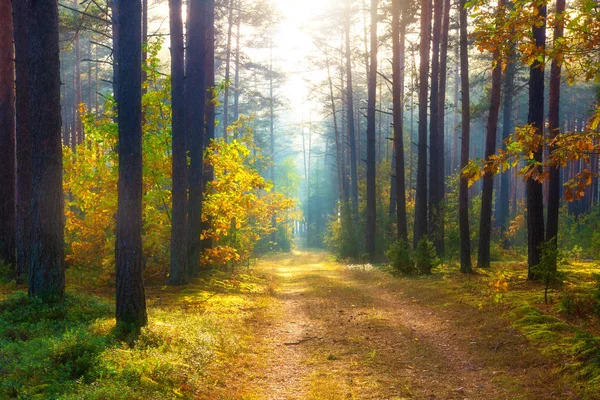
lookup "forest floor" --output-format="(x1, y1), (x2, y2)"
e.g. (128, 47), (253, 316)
(1, 250), (600, 399)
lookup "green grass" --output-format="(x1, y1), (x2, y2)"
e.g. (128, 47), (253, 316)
(0, 270), (275, 399)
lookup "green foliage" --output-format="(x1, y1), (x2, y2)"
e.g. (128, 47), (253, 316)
(386, 240), (413, 275)
(559, 291), (596, 319)
(414, 238), (440, 275)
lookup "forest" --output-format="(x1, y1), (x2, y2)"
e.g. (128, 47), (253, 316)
(1, 0), (600, 398)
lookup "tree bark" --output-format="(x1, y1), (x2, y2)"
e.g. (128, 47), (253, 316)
(527, 1), (547, 279)
(346, 1), (359, 220)
(12, 0), (31, 283)
(365, 0), (378, 259)
(28, 0), (65, 299)
(414, 0), (432, 248)
(186, 0), (208, 277)
(168, 0), (188, 285)
(478, 0), (505, 268)
(392, 0), (408, 242)
(115, 0), (147, 329)
(429, 0), (443, 253)
(459, 0), (472, 273)
(0, 0), (16, 269)
(222, 0), (234, 141)
(546, 0), (566, 266)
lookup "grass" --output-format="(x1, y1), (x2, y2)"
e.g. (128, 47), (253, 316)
(0, 269), (276, 399)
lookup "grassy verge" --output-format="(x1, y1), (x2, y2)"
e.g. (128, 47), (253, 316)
(0, 269), (277, 399)
(380, 259), (600, 399)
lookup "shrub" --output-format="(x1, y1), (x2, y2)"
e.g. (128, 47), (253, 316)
(531, 241), (566, 303)
(386, 240), (413, 275)
(415, 237), (440, 275)
(559, 292), (596, 319)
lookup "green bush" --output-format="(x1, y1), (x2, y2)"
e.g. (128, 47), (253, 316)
(386, 240), (413, 275)
(415, 237), (440, 275)
(531, 241), (566, 303)
(559, 292), (596, 318)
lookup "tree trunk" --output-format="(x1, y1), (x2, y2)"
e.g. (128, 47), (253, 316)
(478, 0), (505, 268)
(459, 0), (472, 273)
(233, 16), (241, 125)
(12, 0), (31, 283)
(115, 0), (147, 329)
(546, 0), (565, 267)
(0, 0), (15, 269)
(222, 0), (234, 141)
(414, 0), (432, 248)
(346, 1), (359, 220)
(527, 2), (546, 279)
(365, 0), (378, 259)
(168, 0), (188, 285)
(28, 0), (65, 299)
(392, 0), (408, 242)
(186, 0), (208, 277)
(429, 0), (443, 254)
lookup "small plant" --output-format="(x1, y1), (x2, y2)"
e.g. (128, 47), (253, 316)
(559, 291), (595, 319)
(386, 240), (413, 275)
(567, 245), (584, 261)
(531, 241), (567, 304)
(488, 270), (510, 309)
(414, 237), (440, 275)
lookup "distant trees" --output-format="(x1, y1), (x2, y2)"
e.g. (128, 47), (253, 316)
(0, 0), (16, 269)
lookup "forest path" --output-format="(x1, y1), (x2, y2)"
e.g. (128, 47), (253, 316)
(251, 250), (559, 400)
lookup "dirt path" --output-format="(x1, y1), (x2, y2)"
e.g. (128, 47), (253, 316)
(251, 251), (562, 400)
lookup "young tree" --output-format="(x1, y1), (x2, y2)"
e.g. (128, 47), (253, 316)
(168, 0), (188, 285)
(0, 0), (16, 268)
(478, 0), (505, 268)
(392, 0), (408, 242)
(115, 0), (147, 329)
(365, 0), (378, 259)
(526, 1), (546, 279)
(28, 0), (65, 299)
(414, 0), (432, 248)
(186, 0), (208, 276)
(459, 0), (472, 274)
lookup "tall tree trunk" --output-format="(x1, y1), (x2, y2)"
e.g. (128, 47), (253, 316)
(72, 0), (82, 147)
(451, 39), (459, 173)
(498, 47), (516, 243)
(414, 0), (432, 248)
(0, 0), (16, 268)
(546, 0), (566, 267)
(478, 0), (505, 268)
(168, 0), (187, 285)
(111, 0), (119, 102)
(436, 0), (451, 252)
(28, 0), (65, 299)
(392, 0), (408, 242)
(186, 0), (208, 277)
(326, 53), (346, 203)
(459, 0), (472, 273)
(141, 0), (148, 95)
(12, 0), (31, 283)
(365, 0), (378, 259)
(346, 1), (359, 220)
(222, 0), (234, 141)
(233, 16), (241, 125)
(201, 0), (216, 255)
(527, 1), (547, 279)
(115, 0), (147, 329)
(429, 0), (443, 253)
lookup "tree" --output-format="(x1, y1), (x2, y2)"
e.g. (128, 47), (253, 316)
(28, 0), (65, 299)
(0, 0), (16, 268)
(168, 0), (188, 285)
(429, 0), (443, 254)
(12, 0), (31, 283)
(526, 1), (546, 280)
(459, 0), (472, 274)
(392, 0), (408, 242)
(478, 0), (505, 268)
(365, 0), (378, 259)
(345, 0), (359, 219)
(115, 0), (147, 329)
(186, 0), (208, 277)
(546, 0), (566, 266)
(414, 0), (432, 248)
